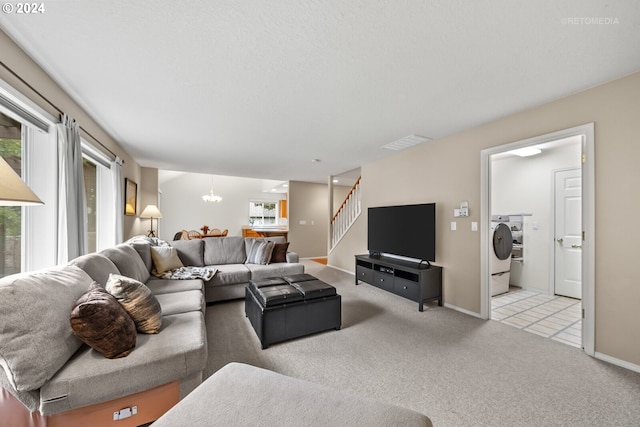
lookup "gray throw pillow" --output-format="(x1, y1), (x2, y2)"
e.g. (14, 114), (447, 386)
(246, 240), (275, 265)
(106, 274), (162, 334)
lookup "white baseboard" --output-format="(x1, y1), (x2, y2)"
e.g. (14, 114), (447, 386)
(444, 303), (483, 319)
(594, 352), (640, 374)
(326, 264), (354, 275)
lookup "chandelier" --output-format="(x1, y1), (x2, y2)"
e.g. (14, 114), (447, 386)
(202, 178), (222, 203)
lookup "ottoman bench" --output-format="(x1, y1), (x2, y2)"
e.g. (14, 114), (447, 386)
(245, 274), (341, 349)
(152, 362), (433, 427)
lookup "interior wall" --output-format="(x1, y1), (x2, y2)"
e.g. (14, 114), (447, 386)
(157, 171), (284, 242)
(0, 29), (142, 241)
(288, 181), (328, 258)
(330, 71), (640, 367)
(491, 143), (581, 293)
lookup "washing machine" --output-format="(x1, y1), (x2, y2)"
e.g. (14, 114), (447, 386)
(490, 216), (513, 296)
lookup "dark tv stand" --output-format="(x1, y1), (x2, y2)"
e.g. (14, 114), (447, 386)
(355, 255), (443, 311)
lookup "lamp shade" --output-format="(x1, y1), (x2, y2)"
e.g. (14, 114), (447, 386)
(140, 204), (163, 219)
(0, 157), (43, 206)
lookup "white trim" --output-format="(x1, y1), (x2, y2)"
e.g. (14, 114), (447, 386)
(326, 264), (354, 275)
(444, 303), (483, 319)
(0, 78), (56, 130)
(594, 352), (640, 374)
(480, 123), (595, 357)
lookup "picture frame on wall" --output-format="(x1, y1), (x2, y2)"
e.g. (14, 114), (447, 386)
(124, 178), (137, 216)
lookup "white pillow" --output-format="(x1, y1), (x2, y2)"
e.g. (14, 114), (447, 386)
(150, 246), (184, 274)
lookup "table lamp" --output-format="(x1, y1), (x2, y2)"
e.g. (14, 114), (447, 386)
(140, 204), (163, 237)
(0, 157), (43, 206)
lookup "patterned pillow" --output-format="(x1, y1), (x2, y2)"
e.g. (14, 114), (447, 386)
(150, 246), (184, 274)
(245, 240), (275, 265)
(70, 282), (137, 359)
(270, 242), (290, 263)
(106, 274), (162, 334)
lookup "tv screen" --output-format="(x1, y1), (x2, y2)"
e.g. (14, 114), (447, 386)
(368, 203), (436, 262)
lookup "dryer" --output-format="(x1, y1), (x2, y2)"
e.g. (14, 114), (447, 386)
(490, 216), (513, 296)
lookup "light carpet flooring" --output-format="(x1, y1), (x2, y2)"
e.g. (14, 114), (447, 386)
(203, 260), (640, 427)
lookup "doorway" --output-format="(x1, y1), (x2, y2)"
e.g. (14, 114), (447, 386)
(480, 123), (595, 355)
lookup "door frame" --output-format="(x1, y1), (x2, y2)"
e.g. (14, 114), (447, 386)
(480, 123), (595, 356)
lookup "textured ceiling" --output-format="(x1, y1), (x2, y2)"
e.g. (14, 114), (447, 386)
(1, 1), (640, 183)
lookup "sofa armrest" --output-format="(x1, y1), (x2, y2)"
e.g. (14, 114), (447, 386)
(286, 252), (299, 263)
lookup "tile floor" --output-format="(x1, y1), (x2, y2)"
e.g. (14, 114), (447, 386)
(492, 288), (582, 348)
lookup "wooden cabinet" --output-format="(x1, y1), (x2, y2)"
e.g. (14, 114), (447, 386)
(355, 255), (442, 311)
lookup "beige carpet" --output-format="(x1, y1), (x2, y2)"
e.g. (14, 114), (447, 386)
(204, 260), (640, 427)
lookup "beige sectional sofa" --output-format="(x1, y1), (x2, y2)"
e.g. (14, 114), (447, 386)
(0, 235), (303, 426)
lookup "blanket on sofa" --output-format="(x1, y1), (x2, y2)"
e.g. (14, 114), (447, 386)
(153, 266), (217, 281)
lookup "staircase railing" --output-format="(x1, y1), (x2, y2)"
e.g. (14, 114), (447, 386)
(330, 176), (361, 252)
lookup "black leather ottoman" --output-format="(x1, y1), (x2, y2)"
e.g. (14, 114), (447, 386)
(245, 275), (341, 349)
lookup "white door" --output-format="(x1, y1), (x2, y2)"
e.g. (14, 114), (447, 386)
(554, 168), (582, 299)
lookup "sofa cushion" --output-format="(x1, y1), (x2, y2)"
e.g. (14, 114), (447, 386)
(128, 241), (153, 273)
(106, 274), (162, 334)
(0, 265), (92, 392)
(204, 236), (246, 265)
(101, 244), (151, 284)
(155, 290), (205, 315)
(145, 278), (204, 295)
(69, 253), (120, 286)
(245, 262), (305, 281)
(40, 311), (207, 415)
(270, 242), (290, 263)
(151, 246), (184, 274)
(170, 239), (204, 267)
(70, 282), (138, 359)
(205, 264), (251, 286)
(245, 240), (275, 265)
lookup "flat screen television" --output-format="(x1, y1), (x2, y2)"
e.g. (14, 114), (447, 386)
(368, 203), (436, 265)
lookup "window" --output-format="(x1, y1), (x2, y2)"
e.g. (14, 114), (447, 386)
(0, 112), (22, 277)
(82, 143), (117, 253)
(1, 80), (58, 274)
(249, 201), (277, 226)
(83, 157), (97, 253)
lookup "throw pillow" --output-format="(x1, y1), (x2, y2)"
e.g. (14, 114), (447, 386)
(245, 240), (275, 265)
(150, 246), (184, 274)
(270, 242), (289, 263)
(106, 274), (162, 334)
(70, 282), (137, 359)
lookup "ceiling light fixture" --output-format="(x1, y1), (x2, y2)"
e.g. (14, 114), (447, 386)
(382, 134), (432, 151)
(510, 147), (542, 157)
(202, 178), (222, 203)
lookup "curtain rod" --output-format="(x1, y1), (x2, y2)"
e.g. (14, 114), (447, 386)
(0, 60), (121, 162)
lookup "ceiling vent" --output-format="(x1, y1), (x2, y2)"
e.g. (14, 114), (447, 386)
(382, 134), (432, 151)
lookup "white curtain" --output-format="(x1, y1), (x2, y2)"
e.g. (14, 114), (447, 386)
(57, 114), (87, 263)
(111, 156), (124, 244)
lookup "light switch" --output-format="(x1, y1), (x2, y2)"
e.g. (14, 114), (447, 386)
(471, 222), (478, 231)
(451, 221), (457, 231)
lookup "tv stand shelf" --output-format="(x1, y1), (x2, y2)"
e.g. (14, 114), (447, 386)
(355, 255), (442, 311)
